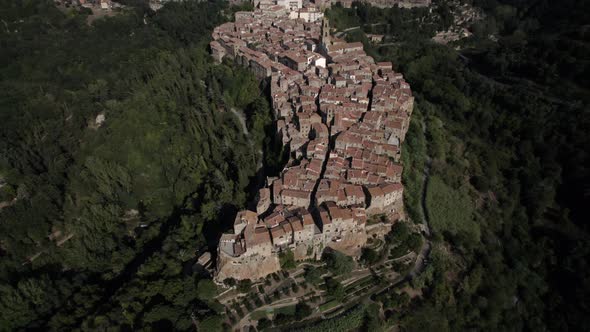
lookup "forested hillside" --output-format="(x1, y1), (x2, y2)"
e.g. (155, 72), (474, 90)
(1, 0), (588, 330)
(0, 1), (270, 330)
(328, 0), (589, 330)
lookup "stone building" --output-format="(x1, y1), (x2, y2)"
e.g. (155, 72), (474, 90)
(212, 7), (413, 282)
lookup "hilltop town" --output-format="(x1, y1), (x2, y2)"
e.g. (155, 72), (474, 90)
(210, 1), (414, 281)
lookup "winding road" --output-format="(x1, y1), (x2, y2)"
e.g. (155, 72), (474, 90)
(409, 117), (433, 278)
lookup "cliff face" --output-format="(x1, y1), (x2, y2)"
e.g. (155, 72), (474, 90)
(216, 252), (281, 281)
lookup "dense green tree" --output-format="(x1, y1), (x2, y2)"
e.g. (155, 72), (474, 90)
(325, 278), (345, 302)
(237, 279), (253, 294)
(197, 279), (218, 302)
(279, 249), (296, 269)
(294, 302), (312, 321)
(199, 315), (224, 332)
(361, 248), (379, 265)
(329, 1), (589, 330)
(257, 317), (272, 330)
(303, 267), (324, 285)
(322, 250), (354, 276)
(0, 0), (274, 330)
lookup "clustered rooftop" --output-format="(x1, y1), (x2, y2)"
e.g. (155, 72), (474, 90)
(210, 3), (414, 281)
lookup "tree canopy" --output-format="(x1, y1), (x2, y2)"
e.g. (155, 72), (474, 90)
(0, 1), (273, 330)
(329, 0), (589, 330)
(322, 250), (355, 276)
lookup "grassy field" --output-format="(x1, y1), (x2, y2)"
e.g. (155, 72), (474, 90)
(319, 300), (339, 312)
(426, 175), (478, 241)
(273, 305), (296, 316)
(250, 310), (269, 320)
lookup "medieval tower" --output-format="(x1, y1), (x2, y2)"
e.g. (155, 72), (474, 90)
(320, 17), (332, 54)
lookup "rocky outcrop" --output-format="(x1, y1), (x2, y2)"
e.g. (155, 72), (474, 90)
(327, 231), (367, 257)
(216, 253), (280, 281)
(366, 222), (393, 239)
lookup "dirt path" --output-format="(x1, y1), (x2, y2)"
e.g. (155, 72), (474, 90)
(420, 118), (432, 236)
(409, 117), (433, 278)
(236, 297), (299, 330)
(230, 108), (249, 136)
(334, 26), (360, 38)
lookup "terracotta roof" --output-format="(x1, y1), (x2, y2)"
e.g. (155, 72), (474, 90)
(290, 218), (304, 232)
(318, 207), (332, 225)
(264, 211), (285, 228)
(379, 182), (403, 195)
(270, 225), (287, 239)
(345, 185), (365, 199)
(282, 189), (311, 199)
(367, 186), (384, 198)
(248, 227), (271, 247)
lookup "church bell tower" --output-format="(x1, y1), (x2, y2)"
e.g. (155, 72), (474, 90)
(320, 17), (331, 54)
